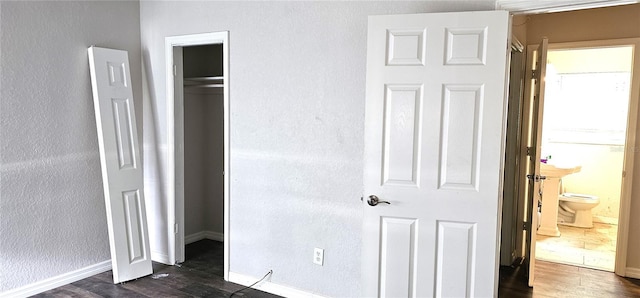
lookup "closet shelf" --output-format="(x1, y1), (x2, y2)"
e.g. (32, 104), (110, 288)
(184, 76), (224, 88)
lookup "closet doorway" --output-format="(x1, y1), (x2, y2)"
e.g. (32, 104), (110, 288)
(165, 32), (230, 280)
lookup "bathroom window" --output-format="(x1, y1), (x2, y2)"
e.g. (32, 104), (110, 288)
(542, 47), (633, 146)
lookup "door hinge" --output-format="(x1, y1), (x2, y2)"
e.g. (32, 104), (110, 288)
(527, 174), (546, 182)
(532, 69), (538, 79)
(173, 65), (177, 76)
(526, 146), (533, 156)
(523, 221), (530, 231)
(174, 223), (178, 234)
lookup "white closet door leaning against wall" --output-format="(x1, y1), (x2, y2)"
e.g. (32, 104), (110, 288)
(88, 46), (153, 284)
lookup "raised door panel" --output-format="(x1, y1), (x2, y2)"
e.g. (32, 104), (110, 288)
(382, 85), (423, 187)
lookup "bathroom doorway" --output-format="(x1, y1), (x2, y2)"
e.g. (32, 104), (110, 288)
(534, 44), (635, 272)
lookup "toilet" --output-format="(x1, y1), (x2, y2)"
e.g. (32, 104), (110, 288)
(557, 193), (599, 228)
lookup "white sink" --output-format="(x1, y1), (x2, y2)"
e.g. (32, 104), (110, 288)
(540, 163), (581, 178)
(537, 163), (582, 237)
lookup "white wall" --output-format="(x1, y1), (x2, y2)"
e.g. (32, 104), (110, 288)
(0, 1), (142, 292)
(184, 91), (207, 236)
(545, 143), (624, 221)
(140, 1), (495, 296)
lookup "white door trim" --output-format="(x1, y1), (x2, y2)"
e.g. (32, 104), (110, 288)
(527, 38), (640, 277)
(165, 31), (230, 280)
(496, 0), (639, 14)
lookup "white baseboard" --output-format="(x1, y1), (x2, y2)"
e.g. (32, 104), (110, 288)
(624, 267), (640, 279)
(0, 260), (111, 298)
(151, 250), (172, 265)
(593, 215), (618, 225)
(152, 232), (222, 265)
(536, 226), (560, 237)
(228, 272), (327, 298)
(185, 230), (224, 244)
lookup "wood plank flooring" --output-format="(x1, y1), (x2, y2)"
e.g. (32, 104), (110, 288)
(34, 240), (280, 298)
(35, 240), (640, 297)
(500, 260), (640, 298)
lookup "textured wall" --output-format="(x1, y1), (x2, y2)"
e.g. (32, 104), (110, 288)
(511, 14), (528, 44)
(203, 93), (224, 234)
(0, 1), (142, 292)
(140, 1), (495, 296)
(526, 4), (640, 44)
(546, 143), (624, 220)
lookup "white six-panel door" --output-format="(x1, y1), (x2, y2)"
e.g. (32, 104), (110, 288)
(88, 46), (153, 283)
(363, 11), (510, 297)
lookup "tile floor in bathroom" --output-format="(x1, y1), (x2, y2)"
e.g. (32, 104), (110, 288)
(536, 222), (617, 271)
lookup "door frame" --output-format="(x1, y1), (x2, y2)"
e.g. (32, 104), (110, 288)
(496, 0), (637, 14)
(500, 36), (526, 266)
(165, 31), (230, 280)
(520, 37), (640, 277)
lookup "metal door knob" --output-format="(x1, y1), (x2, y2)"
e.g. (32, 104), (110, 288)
(367, 195), (391, 206)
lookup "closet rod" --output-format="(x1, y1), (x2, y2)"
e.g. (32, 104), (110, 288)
(184, 84), (223, 88)
(184, 76), (224, 88)
(184, 76), (223, 81)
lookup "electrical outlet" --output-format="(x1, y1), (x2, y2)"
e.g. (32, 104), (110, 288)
(313, 248), (324, 266)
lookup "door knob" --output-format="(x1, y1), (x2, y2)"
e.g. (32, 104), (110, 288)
(367, 195), (391, 206)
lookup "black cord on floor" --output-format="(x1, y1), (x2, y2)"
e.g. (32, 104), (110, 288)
(229, 270), (273, 297)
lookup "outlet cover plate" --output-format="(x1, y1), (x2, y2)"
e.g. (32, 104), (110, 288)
(313, 248), (324, 265)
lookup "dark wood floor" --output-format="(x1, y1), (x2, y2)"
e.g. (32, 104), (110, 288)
(35, 240), (280, 297)
(35, 240), (640, 297)
(499, 260), (640, 297)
